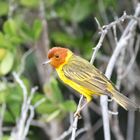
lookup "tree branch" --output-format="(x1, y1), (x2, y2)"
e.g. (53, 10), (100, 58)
(100, 3), (140, 140)
(10, 72), (45, 140)
(71, 96), (84, 140)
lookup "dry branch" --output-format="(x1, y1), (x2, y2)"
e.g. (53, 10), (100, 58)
(10, 72), (45, 140)
(101, 3), (140, 140)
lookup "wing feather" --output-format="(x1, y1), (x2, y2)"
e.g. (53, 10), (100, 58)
(63, 55), (108, 94)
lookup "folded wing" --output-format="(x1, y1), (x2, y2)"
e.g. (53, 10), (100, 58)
(63, 55), (109, 95)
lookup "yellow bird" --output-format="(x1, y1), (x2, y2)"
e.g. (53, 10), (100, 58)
(43, 47), (139, 114)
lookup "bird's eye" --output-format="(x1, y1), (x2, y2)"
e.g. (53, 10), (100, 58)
(55, 55), (59, 58)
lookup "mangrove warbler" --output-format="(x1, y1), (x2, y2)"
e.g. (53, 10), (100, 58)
(43, 47), (139, 113)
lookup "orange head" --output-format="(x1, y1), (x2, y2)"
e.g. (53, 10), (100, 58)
(45, 47), (70, 68)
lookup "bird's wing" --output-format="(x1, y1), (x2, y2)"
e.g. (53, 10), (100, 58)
(63, 55), (109, 94)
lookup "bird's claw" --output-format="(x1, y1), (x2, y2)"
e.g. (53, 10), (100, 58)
(74, 111), (82, 119)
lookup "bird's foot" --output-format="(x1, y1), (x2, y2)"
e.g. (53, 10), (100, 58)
(74, 111), (82, 119)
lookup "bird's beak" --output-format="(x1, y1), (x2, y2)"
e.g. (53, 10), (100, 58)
(42, 59), (51, 65)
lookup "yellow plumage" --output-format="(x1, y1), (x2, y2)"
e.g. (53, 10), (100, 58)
(56, 49), (139, 111)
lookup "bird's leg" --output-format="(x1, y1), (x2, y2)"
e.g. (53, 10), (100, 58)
(74, 98), (89, 118)
(107, 95), (118, 115)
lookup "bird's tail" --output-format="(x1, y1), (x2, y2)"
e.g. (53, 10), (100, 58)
(110, 89), (139, 111)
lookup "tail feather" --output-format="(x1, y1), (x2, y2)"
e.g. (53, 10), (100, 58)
(111, 90), (139, 111)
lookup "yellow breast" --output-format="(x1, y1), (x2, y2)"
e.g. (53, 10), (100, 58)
(56, 51), (93, 102)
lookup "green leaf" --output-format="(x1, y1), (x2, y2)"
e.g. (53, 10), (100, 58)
(51, 32), (78, 47)
(56, 0), (94, 22)
(6, 85), (23, 103)
(20, 0), (39, 8)
(0, 33), (12, 49)
(51, 31), (93, 54)
(19, 22), (34, 42)
(3, 19), (17, 36)
(2, 135), (10, 140)
(4, 101), (21, 123)
(32, 20), (42, 40)
(45, 0), (57, 7)
(0, 92), (6, 103)
(1, 86), (22, 123)
(50, 78), (63, 102)
(32, 94), (57, 114)
(0, 51), (14, 75)
(0, 48), (7, 60)
(70, 0), (94, 22)
(9, 36), (22, 45)
(36, 101), (58, 114)
(0, 2), (8, 16)
(60, 100), (76, 112)
(104, 0), (117, 8)
(0, 82), (23, 104)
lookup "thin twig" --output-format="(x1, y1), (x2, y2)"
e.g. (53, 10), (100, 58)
(75, 127), (88, 138)
(91, 11), (139, 64)
(121, 35), (140, 79)
(126, 95), (135, 140)
(22, 106), (34, 138)
(57, 106), (76, 140)
(57, 127), (72, 140)
(113, 25), (118, 45)
(125, 36), (140, 140)
(11, 72), (28, 140)
(71, 96), (84, 140)
(13, 72), (28, 114)
(23, 97), (46, 139)
(11, 72), (41, 140)
(91, 25), (107, 63)
(98, 0), (115, 49)
(18, 49), (33, 76)
(110, 47), (125, 140)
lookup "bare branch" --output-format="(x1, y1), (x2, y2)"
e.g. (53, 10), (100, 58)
(113, 25), (118, 45)
(121, 35), (140, 79)
(23, 97), (46, 139)
(90, 25), (107, 63)
(100, 4), (140, 140)
(11, 72), (45, 140)
(22, 106), (34, 138)
(12, 72), (28, 114)
(57, 127), (72, 140)
(110, 47), (125, 140)
(18, 49), (33, 76)
(75, 127), (88, 138)
(91, 11), (139, 64)
(71, 96), (84, 140)
(126, 95), (136, 140)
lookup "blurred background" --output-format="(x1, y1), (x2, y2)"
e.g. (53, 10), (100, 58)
(0, 0), (140, 140)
